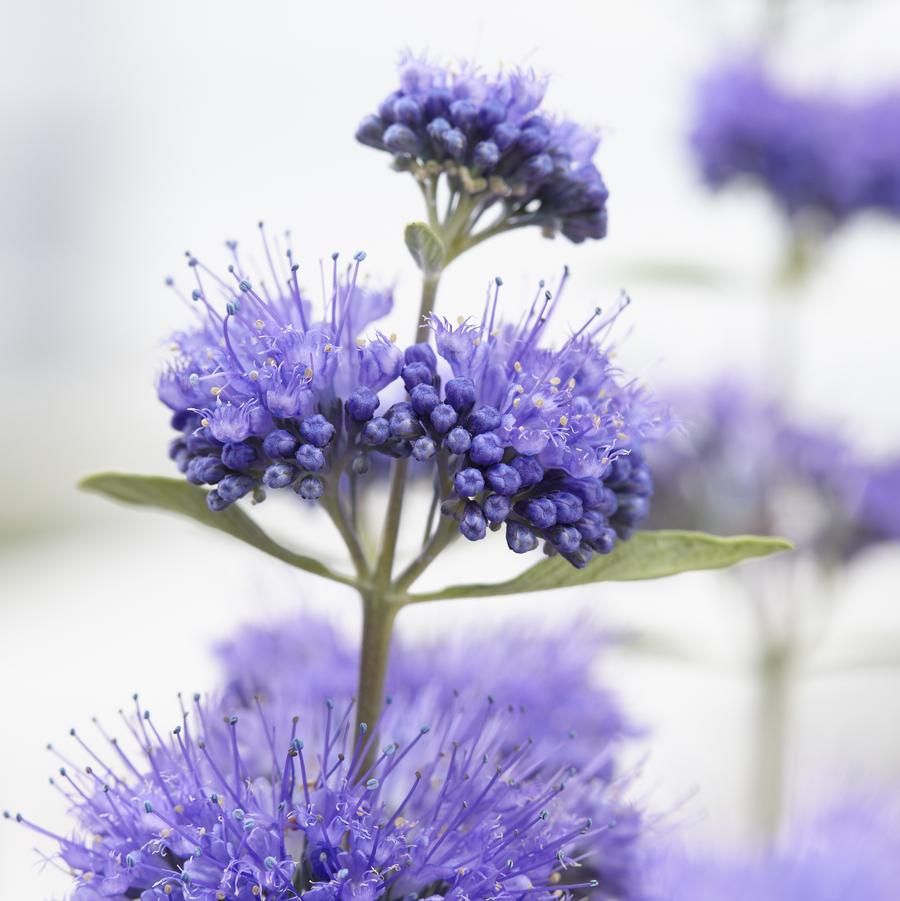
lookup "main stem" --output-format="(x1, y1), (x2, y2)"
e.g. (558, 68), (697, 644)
(355, 591), (398, 749)
(418, 274), (441, 327)
(752, 640), (791, 837)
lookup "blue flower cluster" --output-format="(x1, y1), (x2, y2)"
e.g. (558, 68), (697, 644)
(692, 58), (900, 225)
(356, 53), (609, 243)
(428, 284), (664, 567)
(646, 380), (900, 561)
(655, 794), (900, 901)
(160, 230), (664, 567)
(8, 691), (646, 901)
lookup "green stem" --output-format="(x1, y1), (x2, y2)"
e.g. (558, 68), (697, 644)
(394, 517), (458, 594)
(354, 591), (399, 766)
(321, 487), (370, 581)
(753, 641), (792, 837)
(373, 459), (409, 589)
(418, 274), (441, 326)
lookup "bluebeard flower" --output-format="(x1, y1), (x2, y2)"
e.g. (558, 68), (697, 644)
(8, 689), (653, 900)
(692, 58), (900, 225)
(357, 53), (609, 244)
(215, 611), (640, 777)
(427, 280), (667, 566)
(860, 459), (900, 542)
(653, 794), (900, 900)
(161, 235), (664, 567)
(646, 380), (898, 562)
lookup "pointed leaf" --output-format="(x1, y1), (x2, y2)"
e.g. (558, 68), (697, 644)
(407, 530), (792, 603)
(404, 221), (444, 276)
(80, 472), (355, 586)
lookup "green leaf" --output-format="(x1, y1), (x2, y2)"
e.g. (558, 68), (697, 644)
(404, 221), (445, 277)
(80, 473), (355, 586)
(407, 530), (792, 603)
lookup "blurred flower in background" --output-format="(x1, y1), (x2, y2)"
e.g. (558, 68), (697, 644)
(692, 56), (900, 231)
(646, 379), (900, 564)
(655, 791), (900, 900)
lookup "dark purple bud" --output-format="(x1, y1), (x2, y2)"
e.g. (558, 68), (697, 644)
(352, 453), (370, 475)
(469, 432), (504, 466)
(430, 403), (458, 434)
(484, 494), (511, 523)
(444, 426), (472, 455)
(473, 140), (500, 169)
(547, 490), (583, 524)
(377, 90), (403, 121)
(410, 384), (440, 418)
(560, 477), (604, 508)
(173, 446), (191, 473)
(454, 467), (485, 498)
(221, 442), (256, 471)
(613, 493), (650, 528)
(492, 122), (520, 152)
(299, 414), (335, 448)
(403, 343), (437, 372)
(518, 123), (551, 155)
(206, 489), (231, 512)
(467, 405), (502, 435)
(362, 417), (390, 446)
(605, 455), (632, 487)
(595, 486), (619, 517)
(477, 100), (506, 131)
(563, 544), (594, 569)
(442, 128), (467, 160)
(459, 501), (487, 541)
(623, 464), (654, 497)
(295, 476), (324, 500)
(506, 521), (538, 553)
(426, 116), (452, 144)
(295, 444), (326, 472)
(412, 436), (437, 461)
(401, 362), (433, 391)
(388, 407), (423, 439)
(576, 509), (607, 542)
(485, 463), (522, 496)
(218, 474), (255, 502)
(449, 99), (477, 129)
(586, 527), (617, 555)
(262, 429), (298, 459)
(549, 525), (582, 554)
(444, 377), (476, 413)
(519, 153), (553, 182)
(510, 455), (544, 488)
(347, 386), (379, 422)
(424, 88), (452, 119)
(186, 455), (227, 486)
(355, 115), (385, 149)
(262, 463), (294, 489)
(383, 123), (420, 155)
(517, 496), (557, 529)
(393, 96), (422, 125)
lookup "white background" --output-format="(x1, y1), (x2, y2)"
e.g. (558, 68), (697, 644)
(2, 1), (900, 896)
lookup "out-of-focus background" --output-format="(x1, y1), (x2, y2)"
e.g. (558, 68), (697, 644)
(2, 1), (899, 895)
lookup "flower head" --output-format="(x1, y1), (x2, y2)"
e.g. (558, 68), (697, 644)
(428, 280), (667, 566)
(654, 794), (900, 900)
(646, 380), (898, 562)
(9, 690), (652, 900)
(216, 611), (640, 779)
(357, 53), (609, 244)
(692, 58), (900, 225)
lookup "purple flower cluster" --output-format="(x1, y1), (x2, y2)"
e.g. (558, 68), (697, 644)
(8, 690), (649, 900)
(429, 283), (665, 567)
(215, 611), (639, 779)
(356, 53), (609, 243)
(692, 58), (900, 225)
(160, 230), (664, 567)
(654, 794), (900, 900)
(646, 380), (900, 561)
